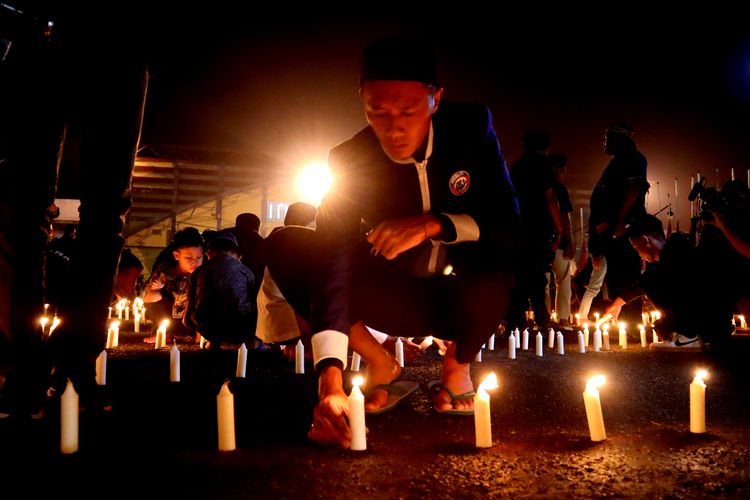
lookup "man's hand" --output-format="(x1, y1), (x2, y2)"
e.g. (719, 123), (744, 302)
(366, 214), (441, 260)
(604, 297), (626, 322)
(308, 364), (355, 448)
(149, 279), (165, 291)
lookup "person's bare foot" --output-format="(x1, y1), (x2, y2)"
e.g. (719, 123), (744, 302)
(434, 342), (474, 412)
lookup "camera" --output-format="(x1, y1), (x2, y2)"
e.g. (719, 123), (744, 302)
(688, 177), (734, 222)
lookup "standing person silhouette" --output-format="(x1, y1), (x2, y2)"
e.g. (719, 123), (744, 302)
(0, 4), (149, 416)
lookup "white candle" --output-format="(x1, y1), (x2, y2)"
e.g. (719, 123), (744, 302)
(395, 337), (404, 367)
(155, 320), (168, 349)
(508, 333), (516, 359)
(347, 376), (367, 451)
(674, 177), (679, 198)
(747, 168), (750, 189)
(107, 307), (113, 319)
(96, 350), (107, 385)
(295, 339), (305, 374)
(236, 343), (248, 378)
(653, 327), (659, 344)
(594, 312), (600, 324)
(419, 336), (434, 350)
(535, 332), (543, 357)
(515, 328), (520, 348)
(217, 381), (236, 451)
(522, 328), (529, 350)
(117, 306), (123, 320)
(578, 331), (586, 353)
(106, 321), (119, 349)
(583, 324), (590, 346)
(44, 303), (50, 316)
(548, 328), (555, 349)
(690, 369), (708, 433)
(593, 328), (602, 352)
(731, 168), (735, 181)
(583, 375), (607, 442)
(124, 304), (130, 321)
(474, 373), (498, 448)
(134, 311), (141, 333)
(350, 351), (361, 371)
(574, 313), (581, 326)
(740, 315), (747, 329)
(556, 331), (564, 355)
(475, 348), (482, 363)
(618, 323), (627, 350)
(602, 329), (610, 351)
(60, 379), (79, 454)
(40, 316), (49, 336)
(49, 316), (60, 336)
(199, 334), (206, 349)
(487, 333), (495, 351)
(639, 325), (647, 347)
(170, 343), (180, 382)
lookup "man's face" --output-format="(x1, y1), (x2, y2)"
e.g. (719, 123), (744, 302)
(360, 81), (442, 160)
(629, 235), (658, 263)
(173, 246), (204, 274)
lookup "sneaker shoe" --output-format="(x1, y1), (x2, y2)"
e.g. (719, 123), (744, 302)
(650, 333), (705, 352)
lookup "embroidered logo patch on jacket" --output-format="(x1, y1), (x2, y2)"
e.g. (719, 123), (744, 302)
(449, 170), (470, 196)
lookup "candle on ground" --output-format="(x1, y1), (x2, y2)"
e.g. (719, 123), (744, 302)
(690, 369), (708, 433)
(556, 331), (564, 355)
(199, 334), (206, 349)
(236, 343), (248, 378)
(618, 322), (627, 350)
(487, 333), (495, 351)
(350, 351), (361, 371)
(639, 325), (647, 347)
(295, 339), (305, 374)
(106, 321), (120, 349)
(49, 316), (60, 336)
(535, 332), (544, 357)
(602, 325), (610, 351)
(593, 328), (602, 352)
(583, 324), (590, 346)
(134, 311), (141, 333)
(508, 332), (516, 359)
(170, 343), (180, 382)
(548, 328), (555, 349)
(515, 328), (520, 348)
(594, 312), (600, 324)
(652, 327), (659, 344)
(217, 381), (236, 451)
(583, 375), (607, 442)
(60, 379), (79, 454)
(40, 316), (49, 336)
(740, 315), (747, 329)
(155, 320), (168, 349)
(124, 302), (130, 321)
(419, 336), (434, 350)
(578, 331), (586, 353)
(474, 373), (499, 448)
(522, 328), (529, 350)
(349, 375), (367, 451)
(475, 348), (482, 363)
(395, 337), (404, 367)
(96, 350), (107, 385)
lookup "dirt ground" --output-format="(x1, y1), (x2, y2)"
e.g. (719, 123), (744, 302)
(2, 328), (750, 499)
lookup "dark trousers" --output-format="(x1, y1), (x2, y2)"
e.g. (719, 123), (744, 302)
(265, 227), (514, 364)
(0, 22), (148, 399)
(507, 241), (553, 329)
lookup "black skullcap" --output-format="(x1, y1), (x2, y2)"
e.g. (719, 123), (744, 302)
(360, 36), (438, 87)
(207, 229), (239, 252)
(626, 214), (664, 239)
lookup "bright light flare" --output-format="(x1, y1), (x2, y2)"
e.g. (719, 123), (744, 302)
(478, 373), (499, 392)
(586, 374), (606, 392)
(352, 376), (364, 388)
(296, 162), (332, 205)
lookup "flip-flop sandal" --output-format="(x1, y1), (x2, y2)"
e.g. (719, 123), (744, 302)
(364, 380), (419, 415)
(427, 379), (475, 416)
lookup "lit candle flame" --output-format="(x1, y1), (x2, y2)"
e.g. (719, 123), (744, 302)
(40, 317), (49, 328)
(602, 323), (610, 331)
(583, 323), (589, 330)
(586, 374), (606, 392)
(695, 369), (708, 382)
(133, 297), (144, 308)
(352, 375), (364, 388)
(49, 316), (61, 335)
(110, 320), (120, 330)
(478, 373), (499, 392)
(654, 311), (662, 320)
(159, 319), (169, 331)
(618, 322), (626, 330)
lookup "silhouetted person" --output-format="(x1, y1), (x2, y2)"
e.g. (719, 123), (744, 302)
(230, 212), (265, 296)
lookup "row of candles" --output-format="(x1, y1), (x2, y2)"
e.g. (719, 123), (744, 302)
(67, 338), (710, 455)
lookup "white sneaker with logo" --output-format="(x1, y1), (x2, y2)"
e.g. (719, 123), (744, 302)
(650, 333), (705, 352)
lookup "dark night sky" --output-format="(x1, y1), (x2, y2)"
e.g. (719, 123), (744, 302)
(138, 8), (750, 224)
